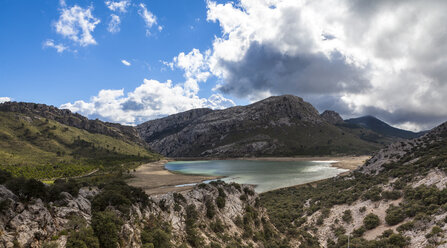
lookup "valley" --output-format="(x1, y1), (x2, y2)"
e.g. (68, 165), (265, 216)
(0, 97), (443, 248)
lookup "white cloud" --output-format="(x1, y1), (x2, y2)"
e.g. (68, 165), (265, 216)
(0, 97), (11, 104)
(121, 59), (131, 66)
(54, 5), (100, 46)
(43, 39), (68, 53)
(173, 49), (212, 94)
(138, 3), (157, 35)
(105, 0), (130, 13)
(61, 79), (235, 124)
(202, 0), (447, 130)
(108, 14), (121, 33)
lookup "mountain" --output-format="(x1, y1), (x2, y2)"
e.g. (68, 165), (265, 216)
(345, 115), (424, 139)
(0, 102), (160, 179)
(320, 110), (344, 124)
(261, 121), (447, 247)
(138, 95), (387, 158)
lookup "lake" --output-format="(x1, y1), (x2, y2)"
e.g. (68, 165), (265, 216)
(165, 160), (348, 193)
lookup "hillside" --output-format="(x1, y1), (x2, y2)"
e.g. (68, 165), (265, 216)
(138, 95), (387, 158)
(260, 121), (447, 247)
(345, 115), (424, 139)
(0, 174), (286, 248)
(0, 103), (160, 179)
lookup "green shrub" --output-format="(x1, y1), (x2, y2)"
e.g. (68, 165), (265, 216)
(397, 221), (414, 233)
(362, 187), (382, 201)
(352, 226), (366, 237)
(381, 190), (402, 200)
(185, 205), (204, 247)
(385, 206), (405, 226)
(206, 199), (216, 219)
(216, 196), (225, 209)
(342, 210), (352, 223)
(66, 227), (99, 248)
(363, 213), (380, 230)
(91, 211), (122, 248)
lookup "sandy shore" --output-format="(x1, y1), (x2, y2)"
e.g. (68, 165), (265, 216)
(127, 159), (218, 195)
(128, 156), (370, 195)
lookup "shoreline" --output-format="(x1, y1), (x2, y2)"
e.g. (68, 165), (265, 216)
(128, 156), (370, 195)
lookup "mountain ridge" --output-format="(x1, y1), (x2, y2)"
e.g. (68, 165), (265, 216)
(138, 95), (391, 157)
(345, 115), (424, 139)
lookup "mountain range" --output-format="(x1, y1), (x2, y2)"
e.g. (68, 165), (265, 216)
(0, 95), (423, 177)
(137, 95), (423, 158)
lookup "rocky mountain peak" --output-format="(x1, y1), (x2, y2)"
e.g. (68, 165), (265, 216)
(320, 110), (344, 124)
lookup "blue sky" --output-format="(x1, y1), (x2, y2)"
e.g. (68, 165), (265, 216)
(0, 0), (232, 105)
(1, 0), (447, 131)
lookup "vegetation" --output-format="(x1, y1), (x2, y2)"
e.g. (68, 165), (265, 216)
(0, 111), (160, 179)
(363, 213), (380, 230)
(91, 211), (123, 248)
(260, 123), (447, 246)
(140, 215), (172, 248)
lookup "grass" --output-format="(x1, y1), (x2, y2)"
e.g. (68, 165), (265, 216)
(0, 111), (160, 179)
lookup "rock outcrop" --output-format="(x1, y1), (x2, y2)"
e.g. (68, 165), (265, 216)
(320, 110), (344, 125)
(0, 182), (277, 248)
(138, 95), (382, 157)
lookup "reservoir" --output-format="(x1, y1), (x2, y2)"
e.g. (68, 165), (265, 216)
(165, 160), (348, 193)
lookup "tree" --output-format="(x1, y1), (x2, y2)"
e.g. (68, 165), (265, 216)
(91, 211), (122, 248)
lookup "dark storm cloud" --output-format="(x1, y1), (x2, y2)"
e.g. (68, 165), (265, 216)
(217, 41), (370, 98)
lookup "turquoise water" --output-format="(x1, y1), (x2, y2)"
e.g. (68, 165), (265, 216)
(165, 160), (348, 193)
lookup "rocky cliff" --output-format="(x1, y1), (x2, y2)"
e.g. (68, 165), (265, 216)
(0, 180), (283, 248)
(138, 95), (383, 157)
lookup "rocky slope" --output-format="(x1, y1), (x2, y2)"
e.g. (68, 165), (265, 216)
(0, 102), (144, 146)
(261, 121), (447, 248)
(138, 95), (386, 157)
(0, 179), (284, 248)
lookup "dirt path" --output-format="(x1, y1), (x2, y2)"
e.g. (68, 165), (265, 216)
(127, 160), (218, 195)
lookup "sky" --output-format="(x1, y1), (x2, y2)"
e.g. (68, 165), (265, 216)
(1, 0), (447, 131)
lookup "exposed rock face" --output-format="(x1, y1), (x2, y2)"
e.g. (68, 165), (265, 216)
(138, 95), (379, 157)
(0, 102), (144, 146)
(0, 186), (99, 248)
(0, 183), (274, 248)
(320, 110), (344, 125)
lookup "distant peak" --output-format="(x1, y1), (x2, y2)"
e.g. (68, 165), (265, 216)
(320, 110), (344, 124)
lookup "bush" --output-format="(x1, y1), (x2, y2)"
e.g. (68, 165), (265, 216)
(140, 215), (172, 248)
(91, 211), (122, 248)
(363, 213), (380, 230)
(92, 181), (149, 214)
(342, 210), (352, 223)
(385, 206), (406, 226)
(381, 190), (402, 200)
(216, 196), (225, 209)
(66, 227), (99, 248)
(397, 221), (414, 233)
(206, 199), (216, 219)
(362, 187), (382, 201)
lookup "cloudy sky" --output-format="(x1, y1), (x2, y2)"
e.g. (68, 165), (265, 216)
(1, 0), (447, 131)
